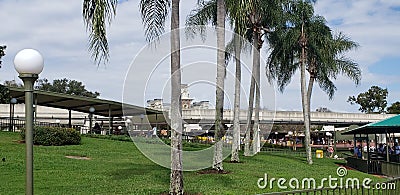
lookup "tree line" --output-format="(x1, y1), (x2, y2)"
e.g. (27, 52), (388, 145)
(348, 85), (400, 114)
(0, 78), (100, 103)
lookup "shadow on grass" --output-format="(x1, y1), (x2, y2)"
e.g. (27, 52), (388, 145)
(109, 163), (169, 180)
(259, 152), (308, 163)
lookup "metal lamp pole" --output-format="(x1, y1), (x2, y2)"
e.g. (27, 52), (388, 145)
(14, 48), (44, 195)
(140, 113), (144, 133)
(89, 106), (95, 134)
(9, 98), (17, 132)
(126, 119), (132, 136)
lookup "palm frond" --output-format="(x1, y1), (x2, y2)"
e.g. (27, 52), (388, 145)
(139, 0), (171, 42)
(335, 57), (361, 85)
(185, 0), (216, 41)
(83, 0), (117, 65)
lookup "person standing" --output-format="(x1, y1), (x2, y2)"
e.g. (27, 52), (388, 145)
(327, 145), (334, 158)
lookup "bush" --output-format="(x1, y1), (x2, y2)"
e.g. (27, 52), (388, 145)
(20, 126), (81, 146)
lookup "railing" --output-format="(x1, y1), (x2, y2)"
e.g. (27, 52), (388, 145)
(345, 156), (383, 175)
(0, 117), (82, 131)
(261, 147), (308, 157)
(261, 177), (400, 195)
(346, 157), (369, 173)
(382, 161), (400, 177)
(0, 117), (25, 131)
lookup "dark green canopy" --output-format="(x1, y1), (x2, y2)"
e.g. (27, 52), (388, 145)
(8, 87), (160, 117)
(342, 114), (400, 135)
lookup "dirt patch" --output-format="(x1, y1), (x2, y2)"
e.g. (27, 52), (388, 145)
(197, 169), (230, 174)
(65, 156), (91, 160)
(160, 192), (201, 195)
(228, 160), (243, 163)
(13, 140), (25, 144)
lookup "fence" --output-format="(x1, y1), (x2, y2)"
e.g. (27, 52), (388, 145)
(0, 117), (82, 131)
(261, 147), (308, 157)
(261, 177), (400, 195)
(382, 161), (400, 178)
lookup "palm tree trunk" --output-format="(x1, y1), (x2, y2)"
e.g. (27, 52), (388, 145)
(244, 60), (255, 157)
(213, 0), (226, 171)
(300, 24), (313, 165)
(170, 0), (184, 194)
(231, 31), (242, 162)
(307, 76), (315, 112)
(252, 30), (261, 154)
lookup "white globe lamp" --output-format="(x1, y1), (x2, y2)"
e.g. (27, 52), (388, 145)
(13, 48), (44, 195)
(14, 49), (44, 75)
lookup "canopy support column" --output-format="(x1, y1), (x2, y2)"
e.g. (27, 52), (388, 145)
(68, 109), (72, 128)
(386, 130), (389, 162)
(108, 104), (112, 135)
(333, 129), (336, 156)
(367, 134), (370, 173)
(353, 134), (356, 154)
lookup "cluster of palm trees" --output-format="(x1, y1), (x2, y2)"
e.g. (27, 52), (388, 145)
(82, 0), (361, 194)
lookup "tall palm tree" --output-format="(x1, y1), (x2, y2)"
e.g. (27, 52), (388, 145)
(243, 0), (286, 155)
(266, 1), (360, 164)
(141, 0), (184, 193)
(83, 0), (184, 194)
(266, 0), (315, 164)
(213, 0), (226, 171)
(187, 0), (287, 156)
(186, 0), (243, 164)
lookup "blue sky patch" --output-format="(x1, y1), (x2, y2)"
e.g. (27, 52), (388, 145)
(369, 57), (400, 76)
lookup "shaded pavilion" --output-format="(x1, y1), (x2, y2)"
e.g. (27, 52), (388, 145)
(341, 114), (400, 176)
(7, 87), (163, 131)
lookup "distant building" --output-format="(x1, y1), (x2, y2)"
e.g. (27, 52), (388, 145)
(147, 84), (210, 110)
(316, 107), (331, 112)
(147, 99), (163, 109)
(181, 84), (193, 109)
(192, 101), (210, 109)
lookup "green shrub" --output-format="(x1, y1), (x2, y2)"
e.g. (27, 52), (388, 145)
(20, 126), (81, 146)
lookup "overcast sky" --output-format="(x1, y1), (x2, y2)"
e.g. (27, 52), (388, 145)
(1, 0), (400, 113)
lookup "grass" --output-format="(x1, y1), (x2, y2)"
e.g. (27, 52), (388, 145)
(0, 131), (387, 194)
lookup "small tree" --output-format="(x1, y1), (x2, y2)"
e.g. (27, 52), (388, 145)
(36, 78), (100, 98)
(347, 85), (388, 113)
(387, 101), (400, 114)
(0, 45), (5, 69)
(0, 80), (23, 103)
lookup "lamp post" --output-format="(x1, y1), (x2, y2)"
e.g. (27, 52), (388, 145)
(89, 106), (95, 134)
(140, 113), (144, 131)
(118, 125), (122, 134)
(126, 118), (132, 135)
(9, 98), (17, 132)
(14, 48), (44, 195)
(288, 131), (293, 149)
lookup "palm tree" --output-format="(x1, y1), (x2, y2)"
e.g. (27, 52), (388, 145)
(141, 0), (184, 193)
(266, 0), (315, 164)
(213, 0), (226, 171)
(83, 0), (184, 194)
(266, 1), (360, 164)
(186, 0), (249, 163)
(243, 0), (286, 155)
(187, 0), (287, 157)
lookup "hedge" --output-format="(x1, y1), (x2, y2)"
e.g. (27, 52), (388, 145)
(20, 126), (81, 146)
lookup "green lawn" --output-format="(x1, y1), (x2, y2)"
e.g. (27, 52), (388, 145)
(0, 131), (386, 194)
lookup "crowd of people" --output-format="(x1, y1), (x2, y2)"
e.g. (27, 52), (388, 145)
(352, 142), (400, 160)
